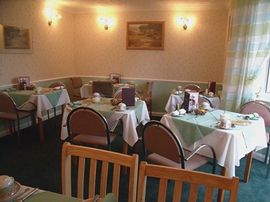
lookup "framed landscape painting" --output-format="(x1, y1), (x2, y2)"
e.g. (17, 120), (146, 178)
(0, 24), (32, 54)
(126, 21), (164, 50)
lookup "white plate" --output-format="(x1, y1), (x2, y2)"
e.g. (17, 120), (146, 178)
(171, 113), (185, 117)
(115, 108), (126, 112)
(0, 181), (22, 202)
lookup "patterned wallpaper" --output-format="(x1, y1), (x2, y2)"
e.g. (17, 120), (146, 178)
(0, 0), (75, 86)
(74, 10), (228, 83)
(0, 0), (228, 86)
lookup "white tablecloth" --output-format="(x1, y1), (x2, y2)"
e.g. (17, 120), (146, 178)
(160, 110), (267, 177)
(165, 93), (220, 113)
(60, 99), (150, 146)
(28, 89), (70, 119)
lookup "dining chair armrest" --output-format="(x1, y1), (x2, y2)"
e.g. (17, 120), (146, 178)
(185, 144), (216, 173)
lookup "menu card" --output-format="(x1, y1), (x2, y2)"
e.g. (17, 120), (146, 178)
(181, 91), (199, 113)
(122, 88), (135, 106)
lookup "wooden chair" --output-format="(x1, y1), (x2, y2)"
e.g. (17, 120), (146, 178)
(136, 81), (153, 117)
(184, 84), (201, 92)
(240, 100), (270, 181)
(0, 92), (36, 142)
(92, 81), (113, 98)
(142, 120), (216, 173)
(66, 107), (117, 150)
(61, 142), (138, 202)
(137, 161), (239, 202)
(70, 77), (83, 101)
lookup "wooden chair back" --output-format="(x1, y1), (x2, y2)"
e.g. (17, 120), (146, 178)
(184, 84), (201, 92)
(137, 161), (239, 202)
(61, 142), (138, 202)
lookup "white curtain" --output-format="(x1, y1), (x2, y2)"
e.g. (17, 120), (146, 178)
(221, 0), (270, 112)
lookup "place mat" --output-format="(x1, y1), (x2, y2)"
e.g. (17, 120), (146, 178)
(231, 119), (252, 126)
(8, 90), (35, 106)
(25, 191), (80, 202)
(46, 90), (63, 106)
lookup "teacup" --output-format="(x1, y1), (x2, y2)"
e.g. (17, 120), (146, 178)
(36, 87), (42, 94)
(93, 92), (101, 97)
(208, 92), (214, 97)
(118, 103), (126, 111)
(220, 113), (231, 128)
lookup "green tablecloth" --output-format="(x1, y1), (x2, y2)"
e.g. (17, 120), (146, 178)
(171, 110), (241, 146)
(8, 90), (35, 106)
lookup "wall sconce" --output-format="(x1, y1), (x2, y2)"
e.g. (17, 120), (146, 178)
(176, 17), (190, 30)
(99, 17), (113, 30)
(44, 7), (62, 26)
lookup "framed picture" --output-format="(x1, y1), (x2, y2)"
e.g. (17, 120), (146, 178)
(110, 73), (121, 84)
(0, 24), (32, 54)
(18, 76), (30, 90)
(126, 21), (165, 50)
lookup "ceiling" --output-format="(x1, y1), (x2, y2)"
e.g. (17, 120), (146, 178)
(55, 0), (231, 13)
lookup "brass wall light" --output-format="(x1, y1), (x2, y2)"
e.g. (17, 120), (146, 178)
(44, 7), (62, 26)
(176, 17), (190, 30)
(99, 17), (113, 30)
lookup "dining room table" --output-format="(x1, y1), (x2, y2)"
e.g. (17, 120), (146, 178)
(7, 87), (70, 142)
(165, 91), (220, 113)
(160, 109), (267, 179)
(60, 97), (150, 153)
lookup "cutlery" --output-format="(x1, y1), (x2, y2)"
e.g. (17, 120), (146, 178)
(18, 187), (39, 202)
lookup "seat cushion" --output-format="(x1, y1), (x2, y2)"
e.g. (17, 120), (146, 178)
(147, 152), (209, 171)
(72, 133), (117, 147)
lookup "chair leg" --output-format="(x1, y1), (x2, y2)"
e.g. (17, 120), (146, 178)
(53, 107), (57, 117)
(47, 110), (50, 119)
(217, 167), (227, 202)
(266, 157), (270, 178)
(16, 119), (21, 145)
(264, 143), (270, 164)
(244, 151), (253, 183)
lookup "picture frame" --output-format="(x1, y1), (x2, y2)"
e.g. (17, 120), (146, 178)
(110, 73), (121, 84)
(0, 24), (32, 54)
(18, 76), (30, 90)
(126, 21), (165, 50)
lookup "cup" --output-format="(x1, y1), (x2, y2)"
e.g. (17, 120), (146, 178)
(93, 92), (101, 97)
(118, 103), (126, 111)
(208, 92), (214, 97)
(220, 113), (231, 128)
(36, 87), (42, 94)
